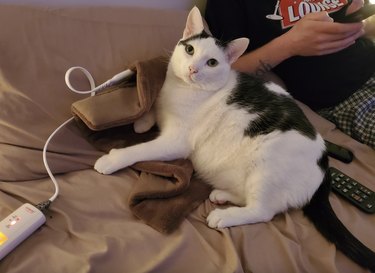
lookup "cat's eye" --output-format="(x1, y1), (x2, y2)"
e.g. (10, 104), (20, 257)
(185, 44), (194, 55)
(207, 58), (218, 67)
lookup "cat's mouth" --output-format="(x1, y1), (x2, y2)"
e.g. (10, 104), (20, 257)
(187, 72), (199, 83)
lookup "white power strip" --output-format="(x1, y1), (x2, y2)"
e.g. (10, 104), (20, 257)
(0, 203), (46, 260)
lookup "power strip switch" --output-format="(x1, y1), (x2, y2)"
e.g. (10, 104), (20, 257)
(0, 203), (46, 260)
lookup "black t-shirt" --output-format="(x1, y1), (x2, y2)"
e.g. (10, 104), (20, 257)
(205, 0), (375, 110)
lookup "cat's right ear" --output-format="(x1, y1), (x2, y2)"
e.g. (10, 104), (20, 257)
(183, 6), (205, 40)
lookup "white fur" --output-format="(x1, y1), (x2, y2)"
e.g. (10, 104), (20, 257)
(94, 7), (326, 229)
(264, 82), (289, 96)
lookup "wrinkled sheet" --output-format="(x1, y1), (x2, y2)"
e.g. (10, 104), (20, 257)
(0, 4), (374, 273)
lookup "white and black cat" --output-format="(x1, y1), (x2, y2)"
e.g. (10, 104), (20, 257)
(95, 7), (375, 270)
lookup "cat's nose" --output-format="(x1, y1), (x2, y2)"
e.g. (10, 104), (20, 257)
(189, 65), (198, 74)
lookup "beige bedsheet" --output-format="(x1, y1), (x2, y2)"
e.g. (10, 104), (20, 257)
(0, 4), (374, 273)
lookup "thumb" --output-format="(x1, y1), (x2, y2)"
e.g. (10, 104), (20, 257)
(346, 0), (364, 14)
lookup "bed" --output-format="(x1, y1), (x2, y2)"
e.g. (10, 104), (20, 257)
(0, 4), (374, 273)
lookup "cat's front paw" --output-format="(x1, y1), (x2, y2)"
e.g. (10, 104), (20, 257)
(94, 149), (123, 175)
(206, 208), (232, 229)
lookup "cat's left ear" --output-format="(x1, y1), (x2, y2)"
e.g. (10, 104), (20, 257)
(225, 38), (250, 64)
(183, 6), (205, 40)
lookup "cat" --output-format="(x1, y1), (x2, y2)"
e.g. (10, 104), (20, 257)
(95, 7), (375, 270)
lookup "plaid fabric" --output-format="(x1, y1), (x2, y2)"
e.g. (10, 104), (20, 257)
(318, 73), (375, 149)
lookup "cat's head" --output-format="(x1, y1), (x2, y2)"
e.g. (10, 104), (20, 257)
(169, 7), (249, 91)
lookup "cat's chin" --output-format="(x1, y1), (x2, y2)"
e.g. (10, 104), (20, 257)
(185, 75), (211, 90)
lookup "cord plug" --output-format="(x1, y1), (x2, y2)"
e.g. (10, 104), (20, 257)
(35, 200), (52, 214)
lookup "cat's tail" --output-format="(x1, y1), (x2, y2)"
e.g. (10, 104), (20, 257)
(303, 168), (375, 272)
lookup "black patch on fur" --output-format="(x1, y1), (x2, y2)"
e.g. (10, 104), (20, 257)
(227, 73), (317, 139)
(179, 30), (229, 49)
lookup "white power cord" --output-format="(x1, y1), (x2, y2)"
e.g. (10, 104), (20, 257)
(42, 117), (74, 203)
(39, 67), (134, 210)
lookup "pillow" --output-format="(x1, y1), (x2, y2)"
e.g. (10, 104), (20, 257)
(0, 5), (187, 181)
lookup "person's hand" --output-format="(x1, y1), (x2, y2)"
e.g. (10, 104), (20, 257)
(282, 11), (364, 57)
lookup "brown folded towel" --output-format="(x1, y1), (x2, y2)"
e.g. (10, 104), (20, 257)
(130, 160), (211, 234)
(73, 57), (211, 234)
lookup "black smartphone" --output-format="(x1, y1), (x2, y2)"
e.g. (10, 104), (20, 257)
(335, 4), (375, 23)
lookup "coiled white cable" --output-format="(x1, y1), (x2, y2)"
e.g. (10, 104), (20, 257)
(64, 66), (134, 96)
(64, 66), (98, 96)
(42, 67), (134, 205)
